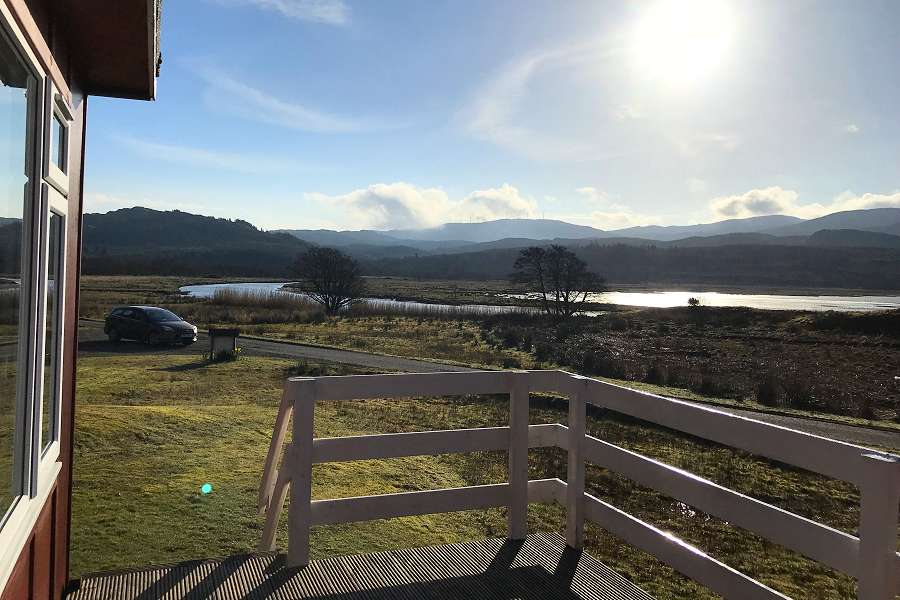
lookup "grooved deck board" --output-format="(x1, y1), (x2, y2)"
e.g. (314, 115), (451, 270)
(68, 533), (654, 600)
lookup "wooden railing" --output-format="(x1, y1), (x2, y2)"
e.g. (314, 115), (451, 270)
(258, 370), (900, 600)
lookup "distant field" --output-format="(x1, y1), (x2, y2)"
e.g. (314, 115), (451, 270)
(79, 275), (900, 425)
(72, 349), (880, 599)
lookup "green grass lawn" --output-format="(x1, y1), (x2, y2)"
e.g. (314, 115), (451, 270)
(72, 350), (881, 599)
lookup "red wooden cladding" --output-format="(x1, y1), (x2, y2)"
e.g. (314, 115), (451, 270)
(1, 1), (86, 598)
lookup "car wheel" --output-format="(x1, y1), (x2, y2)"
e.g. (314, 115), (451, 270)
(108, 328), (121, 343)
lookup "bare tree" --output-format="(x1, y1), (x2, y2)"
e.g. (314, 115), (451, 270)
(510, 245), (603, 318)
(291, 247), (365, 314)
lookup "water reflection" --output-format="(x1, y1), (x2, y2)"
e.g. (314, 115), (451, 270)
(180, 282), (900, 314)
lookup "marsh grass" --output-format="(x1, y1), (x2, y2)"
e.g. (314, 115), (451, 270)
(72, 351), (883, 599)
(79, 276), (900, 429)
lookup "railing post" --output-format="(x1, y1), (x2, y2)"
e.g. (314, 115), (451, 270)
(508, 371), (530, 540)
(857, 453), (900, 600)
(566, 376), (587, 549)
(287, 378), (316, 568)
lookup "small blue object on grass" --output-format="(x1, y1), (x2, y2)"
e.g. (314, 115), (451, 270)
(201, 483), (213, 495)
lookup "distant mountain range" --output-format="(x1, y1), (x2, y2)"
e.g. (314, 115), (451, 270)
(276, 208), (900, 256)
(81, 206), (900, 288)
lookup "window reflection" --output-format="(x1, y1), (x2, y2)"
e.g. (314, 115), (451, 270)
(50, 112), (64, 173)
(0, 30), (33, 521)
(41, 213), (62, 453)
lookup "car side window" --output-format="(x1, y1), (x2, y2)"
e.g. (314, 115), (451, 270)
(119, 309), (133, 319)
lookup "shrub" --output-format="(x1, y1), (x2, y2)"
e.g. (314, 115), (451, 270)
(855, 396), (876, 420)
(644, 362), (668, 385)
(501, 356), (522, 369)
(781, 375), (815, 410)
(756, 374), (780, 407)
(534, 342), (554, 362)
(581, 350), (627, 379)
(285, 360), (324, 378)
(501, 327), (522, 348)
(208, 347), (241, 362)
(695, 374), (733, 398)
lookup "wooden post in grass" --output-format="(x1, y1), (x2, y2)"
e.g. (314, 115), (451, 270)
(508, 371), (529, 540)
(856, 453), (900, 600)
(566, 375), (587, 549)
(287, 378), (316, 568)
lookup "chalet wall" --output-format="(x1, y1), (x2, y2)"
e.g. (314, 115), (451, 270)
(1, 1), (86, 598)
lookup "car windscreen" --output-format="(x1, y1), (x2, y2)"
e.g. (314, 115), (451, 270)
(143, 308), (182, 322)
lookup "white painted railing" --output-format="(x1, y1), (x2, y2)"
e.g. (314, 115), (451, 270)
(258, 370), (900, 600)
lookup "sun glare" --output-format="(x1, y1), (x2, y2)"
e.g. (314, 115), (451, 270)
(632, 0), (735, 87)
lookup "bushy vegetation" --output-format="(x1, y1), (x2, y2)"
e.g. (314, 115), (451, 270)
(480, 308), (900, 421)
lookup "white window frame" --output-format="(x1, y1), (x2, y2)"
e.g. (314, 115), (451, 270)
(43, 82), (72, 195)
(0, 2), (66, 594)
(34, 186), (67, 470)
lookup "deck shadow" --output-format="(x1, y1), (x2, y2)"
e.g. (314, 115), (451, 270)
(69, 533), (654, 600)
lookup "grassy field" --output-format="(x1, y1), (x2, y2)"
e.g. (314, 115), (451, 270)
(73, 348), (886, 599)
(78, 275), (900, 427)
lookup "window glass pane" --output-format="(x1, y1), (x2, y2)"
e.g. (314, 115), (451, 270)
(41, 213), (62, 453)
(50, 112), (64, 173)
(0, 30), (34, 519)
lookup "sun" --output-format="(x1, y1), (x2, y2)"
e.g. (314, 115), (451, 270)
(632, 0), (735, 87)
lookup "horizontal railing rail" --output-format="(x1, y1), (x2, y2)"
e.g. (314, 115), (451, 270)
(259, 369), (900, 600)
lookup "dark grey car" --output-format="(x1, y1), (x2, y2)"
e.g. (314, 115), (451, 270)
(104, 306), (198, 345)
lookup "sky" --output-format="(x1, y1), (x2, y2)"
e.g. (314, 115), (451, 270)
(84, 0), (900, 232)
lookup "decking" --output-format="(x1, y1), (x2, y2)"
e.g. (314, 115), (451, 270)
(67, 533), (654, 600)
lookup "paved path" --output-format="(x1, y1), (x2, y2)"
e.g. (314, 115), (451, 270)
(78, 320), (900, 449)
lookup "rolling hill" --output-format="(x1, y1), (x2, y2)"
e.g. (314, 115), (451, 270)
(611, 215), (803, 241)
(765, 208), (900, 236)
(83, 207), (309, 276)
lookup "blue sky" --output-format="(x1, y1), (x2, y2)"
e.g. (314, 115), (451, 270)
(85, 0), (900, 231)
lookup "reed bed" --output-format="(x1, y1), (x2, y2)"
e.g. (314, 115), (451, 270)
(211, 287), (319, 311)
(349, 299), (529, 320)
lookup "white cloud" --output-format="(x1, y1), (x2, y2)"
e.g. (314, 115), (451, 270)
(190, 65), (400, 133)
(557, 208), (662, 230)
(687, 178), (708, 194)
(580, 210), (662, 230)
(676, 132), (740, 156)
(460, 42), (619, 161)
(565, 187), (660, 230)
(305, 182), (537, 230)
(574, 187), (610, 205)
(844, 123), (860, 134)
(827, 190), (900, 212)
(710, 187), (900, 220)
(213, 0), (348, 25)
(456, 184), (537, 222)
(710, 186), (799, 219)
(611, 104), (644, 121)
(113, 135), (312, 175)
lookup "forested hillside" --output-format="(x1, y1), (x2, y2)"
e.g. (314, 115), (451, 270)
(363, 243), (900, 289)
(83, 208), (308, 276)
